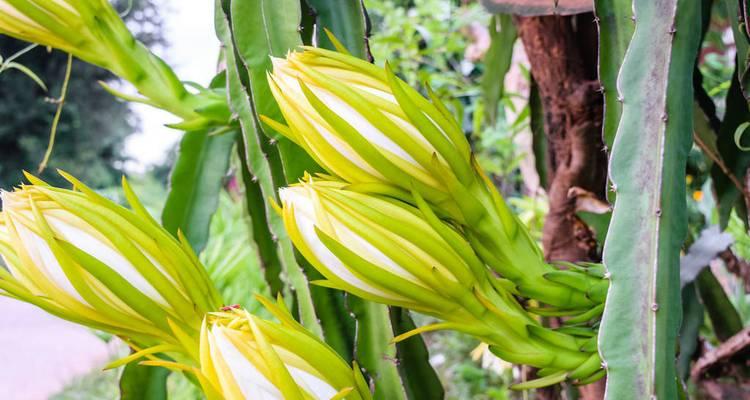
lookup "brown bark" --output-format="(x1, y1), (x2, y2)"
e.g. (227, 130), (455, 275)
(514, 13), (608, 400)
(691, 327), (750, 399)
(515, 13), (607, 264)
(720, 248), (750, 292)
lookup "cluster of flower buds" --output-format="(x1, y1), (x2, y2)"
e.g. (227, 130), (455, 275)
(265, 45), (608, 318)
(0, 172), (377, 396)
(0, 0), (229, 129)
(278, 177), (604, 387)
(267, 43), (611, 386)
(0, 172), (222, 360)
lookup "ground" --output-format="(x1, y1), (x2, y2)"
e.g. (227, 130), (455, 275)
(0, 297), (113, 400)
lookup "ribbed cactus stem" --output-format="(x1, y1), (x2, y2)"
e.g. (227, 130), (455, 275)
(598, 1), (702, 398)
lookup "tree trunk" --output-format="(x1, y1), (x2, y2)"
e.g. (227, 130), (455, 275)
(514, 13), (607, 400)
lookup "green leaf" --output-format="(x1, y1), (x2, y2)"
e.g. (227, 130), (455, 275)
(119, 363), (169, 400)
(480, 14), (516, 126)
(712, 64), (750, 228)
(305, 0), (370, 59)
(725, 0), (750, 102)
(695, 268), (743, 342)
(677, 283), (703, 381)
(599, 1), (702, 399)
(161, 129), (236, 253)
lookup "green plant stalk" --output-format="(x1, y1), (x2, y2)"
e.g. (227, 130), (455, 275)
(594, 0), (635, 150)
(236, 141), (285, 297)
(598, 1), (702, 398)
(214, 0), (323, 336)
(227, 0), (320, 181)
(389, 307), (444, 400)
(351, 300), (408, 400)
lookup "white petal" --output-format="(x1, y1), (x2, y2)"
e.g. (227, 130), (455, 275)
(334, 222), (424, 287)
(307, 117), (382, 178)
(51, 0), (78, 14)
(296, 208), (390, 297)
(312, 87), (421, 167)
(287, 366), (338, 400)
(0, 2), (42, 28)
(280, 187), (405, 300)
(212, 328), (282, 400)
(14, 222), (86, 304)
(45, 214), (169, 307)
(353, 84), (397, 103)
(385, 112), (435, 151)
(270, 70), (382, 179)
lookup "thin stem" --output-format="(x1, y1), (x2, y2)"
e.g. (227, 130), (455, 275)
(2, 43), (38, 67)
(38, 53), (73, 173)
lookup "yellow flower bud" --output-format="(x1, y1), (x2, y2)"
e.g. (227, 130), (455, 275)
(266, 47), (606, 312)
(195, 299), (371, 400)
(0, 172), (222, 353)
(278, 178), (602, 383)
(279, 177), (482, 316)
(266, 47), (473, 214)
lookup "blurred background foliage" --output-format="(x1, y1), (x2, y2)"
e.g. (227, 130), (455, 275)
(0, 0), (162, 190)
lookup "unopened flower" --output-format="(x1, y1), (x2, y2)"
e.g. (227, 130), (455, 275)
(278, 178), (603, 386)
(279, 178), (483, 316)
(0, 0), (228, 127)
(0, 172), (222, 353)
(266, 47), (605, 311)
(189, 297), (371, 400)
(266, 46), (474, 218)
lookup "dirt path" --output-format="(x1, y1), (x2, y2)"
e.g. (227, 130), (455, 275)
(0, 297), (112, 400)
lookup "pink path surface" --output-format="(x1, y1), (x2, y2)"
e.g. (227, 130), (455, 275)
(0, 296), (112, 400)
